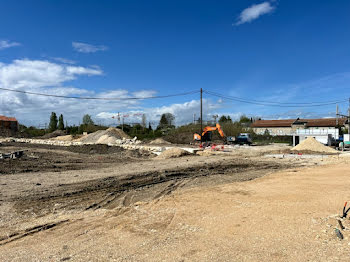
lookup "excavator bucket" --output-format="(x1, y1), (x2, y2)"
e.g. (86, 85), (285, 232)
(194, 133), (201, 141)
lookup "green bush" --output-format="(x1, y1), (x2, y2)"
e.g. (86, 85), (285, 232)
(18, 125), (46, 137)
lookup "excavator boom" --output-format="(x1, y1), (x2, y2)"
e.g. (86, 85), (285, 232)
(193, 123), (226, 142)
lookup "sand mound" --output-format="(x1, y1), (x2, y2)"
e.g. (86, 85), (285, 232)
(52, 135), (74, 141)
(96, 134), (118, 144)
(291, 137), (337, 154)
(196, 150), (216, 156)
(149, 138), (171, 145)
(79, 127), (130, 144)
(156, 148), (192, 159)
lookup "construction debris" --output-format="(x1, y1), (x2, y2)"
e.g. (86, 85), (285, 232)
(156, 148), (192, 159)
(291, 137), (338, 154)
(0, 150), (25, 160)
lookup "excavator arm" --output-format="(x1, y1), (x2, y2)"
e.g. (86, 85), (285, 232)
(193, 123), (226, 142)
(215, 123), (225, 138)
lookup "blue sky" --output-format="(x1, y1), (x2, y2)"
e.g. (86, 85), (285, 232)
(1, 0), (350, 126)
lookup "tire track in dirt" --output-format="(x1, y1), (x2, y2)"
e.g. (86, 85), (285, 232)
(0, 219), (69, 246)
(11, 160), (291, 218)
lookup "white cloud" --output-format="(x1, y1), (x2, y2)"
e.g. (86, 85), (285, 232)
(51, 57), (76, 64)
(0, 40), (21, 50)
(235, 2), (275, 25)
(0, 59), (220, 127)
(132, 90), (157, 98)
(0, 59), (102, 89)
(0, 59), (110, 125)
(72, 42), (108, 53)
(66, 66), (103, 76)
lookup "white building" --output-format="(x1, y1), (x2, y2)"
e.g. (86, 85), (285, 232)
(251, 117), (347, 145)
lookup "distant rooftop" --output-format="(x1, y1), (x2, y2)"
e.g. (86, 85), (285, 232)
(0, 115), (18, 122)
(251, 118), (347, 128)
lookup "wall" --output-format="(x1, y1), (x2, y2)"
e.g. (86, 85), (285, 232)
(253, 127), (293, 136)
(0, 120), (19, 137)
(254, 126), (340, 139)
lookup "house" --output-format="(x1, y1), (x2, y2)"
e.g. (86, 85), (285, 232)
(0, 115), (19, 136)
(251, 117), (347, 145)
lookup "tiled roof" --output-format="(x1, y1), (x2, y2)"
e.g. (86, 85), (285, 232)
(251, 119), (295, 127)
(297, 118), (347, 127)
(251, 118), (347, 128)
(0, 115), (17, 122)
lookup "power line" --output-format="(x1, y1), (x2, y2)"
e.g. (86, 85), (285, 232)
(0, 87), (199, 100)
(1, 86), (347, 107)
(204, 90), (348, 105)
(203, 90), (348, 107)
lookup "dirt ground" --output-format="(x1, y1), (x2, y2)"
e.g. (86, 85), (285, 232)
(0, 142), (348, 261)
(0, 142), (152, 174)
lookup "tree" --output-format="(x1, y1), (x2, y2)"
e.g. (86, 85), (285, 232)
(148, 122), (153, 131)
(165, 113), (175, 126)
(49, 112), (58, 132)
(239, 115), (251, 123)
(157, 113), (175, 129)
(158, 114), (168, 129)
(82, 114), (94, 125)
(218, 115), (228, 123)
(58, 114), (65, 130)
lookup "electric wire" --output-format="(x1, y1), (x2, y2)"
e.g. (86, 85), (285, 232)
(0, 86), (346, 107)
(203, 90), (347, 107)
(0, 87), (199, 100)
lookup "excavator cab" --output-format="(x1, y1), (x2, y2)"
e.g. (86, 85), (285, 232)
(201, 131), (212, 142)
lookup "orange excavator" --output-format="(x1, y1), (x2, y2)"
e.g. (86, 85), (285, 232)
(193, 123), (226, 143)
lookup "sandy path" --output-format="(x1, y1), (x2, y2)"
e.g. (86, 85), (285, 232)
(1, 162), (349, 261)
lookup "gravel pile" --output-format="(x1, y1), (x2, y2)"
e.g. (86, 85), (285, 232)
(291, 137), (337, 154)
(79, 128), (130, 144)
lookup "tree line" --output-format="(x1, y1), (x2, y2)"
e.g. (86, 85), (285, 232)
(48, 112), (95, 132)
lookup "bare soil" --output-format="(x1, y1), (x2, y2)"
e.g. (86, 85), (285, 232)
(0, 142), (152, 174)
(0, 142), (342, 261)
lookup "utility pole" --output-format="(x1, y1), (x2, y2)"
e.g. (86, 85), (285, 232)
(336, 104), (339, 126)
(200, 88), (203, 141)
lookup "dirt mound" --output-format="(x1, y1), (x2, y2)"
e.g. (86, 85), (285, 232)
(79, 127), (130, 144)
(196, 150), (216, 156)
(149, 138), (171, 145)
(41, 130), (66, 139)
(156, 148), (192, 159)
(291, 137), (337, 154)
(52, 135), (74, 141)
